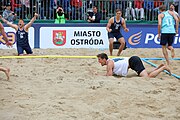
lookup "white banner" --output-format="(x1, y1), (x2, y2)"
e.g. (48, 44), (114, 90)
(0, 27), (34, 49)
(40, 27), (109, 48)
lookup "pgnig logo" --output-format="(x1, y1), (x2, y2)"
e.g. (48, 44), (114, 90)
(128, 31), (180, 45)
(0, 32), (16, 45)
(128, 31), (142, 45)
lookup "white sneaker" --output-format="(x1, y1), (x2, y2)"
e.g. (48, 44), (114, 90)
(125, 18), (127, 21)
(133, 18), (136, 21)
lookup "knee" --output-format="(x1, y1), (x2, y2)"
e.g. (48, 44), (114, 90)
(167, 46), (173, 50)
(120, 41), (125, 45)
(109, 41), (114, 45)
(148, 74), (154, 78)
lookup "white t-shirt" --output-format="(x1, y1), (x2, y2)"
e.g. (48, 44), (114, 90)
(112, 58), (129, 76)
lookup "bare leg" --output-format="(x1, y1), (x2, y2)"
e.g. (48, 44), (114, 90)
(5, 68), (10, 80)
(156, 63), (164, 69)
(0, 67), (10, 80)
(148, 63), (164, 74)
(162, 45), (170, 65)
(117, 37), (125, 56)
(139, 69), (149, 77)
(109, 38), (114, 56)
(148, 65), (171, 78)
(167, 46), (175, 58)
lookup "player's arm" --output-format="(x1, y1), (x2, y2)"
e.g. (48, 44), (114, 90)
(0, 23), (8, 42)
(121, 18), (129, 32)
(24, 13), (38, 31)
(172, 13), (179, 34)
(106, 17), (113, 32)
(0, 15), (18, 30)
(0, 23), (13, 47)
(158, 14), (163, 38)
(106, 60), (114, 76)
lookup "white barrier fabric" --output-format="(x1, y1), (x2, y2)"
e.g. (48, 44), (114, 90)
(0, 27), (34, 49)
(40, 27), (109, 48)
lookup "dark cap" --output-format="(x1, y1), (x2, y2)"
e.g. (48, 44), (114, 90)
(57, 5), (62, 8)
(6, 3), (11, 7)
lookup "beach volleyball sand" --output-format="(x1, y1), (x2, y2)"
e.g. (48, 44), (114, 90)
(0, 48), (180, 120)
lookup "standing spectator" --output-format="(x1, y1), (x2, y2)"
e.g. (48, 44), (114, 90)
(11, 0), (22, 19)
(54, 5), (66, 23)
(144, 0), (154, 21)
(2, 3), (17, 23)
(125, 1), (136, 20)
(0, 1), (6, 14)
(36, 0), (46, 19)
(134, 0), (144, 20)
(87, 6), (101, 23)
(153, 0), (164, 20)
(20, 0), (30, 19)
(70, 0), (82, 20)
(58, 0), (71, 14)
(11, 0), (22, 12)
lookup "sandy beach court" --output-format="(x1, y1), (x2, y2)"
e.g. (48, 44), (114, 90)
(0, 48), (180, 120)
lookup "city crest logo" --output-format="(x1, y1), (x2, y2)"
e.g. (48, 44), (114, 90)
(53, 30), (66, 46)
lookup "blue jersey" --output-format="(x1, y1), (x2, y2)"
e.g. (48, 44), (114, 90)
(110, 17), (122, 33)
(161, 11), (175, 33)
(16, 28), (29, 46)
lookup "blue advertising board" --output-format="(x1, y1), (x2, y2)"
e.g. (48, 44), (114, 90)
(121, 24), (180, 48)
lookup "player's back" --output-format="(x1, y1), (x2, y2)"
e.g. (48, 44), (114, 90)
(161, 11), (175, 33)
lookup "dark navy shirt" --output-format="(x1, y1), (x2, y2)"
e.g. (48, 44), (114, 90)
(110, 16), (122, 33)
(16, 28), (29, 46)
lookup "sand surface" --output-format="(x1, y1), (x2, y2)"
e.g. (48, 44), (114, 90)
(0, 48), (180, 120)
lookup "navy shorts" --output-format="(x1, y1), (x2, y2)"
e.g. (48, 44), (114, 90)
(129, 56), (145, 75)
(17, 44), (33, 55)
(160, 33), (175, 46)
(108, 32), (123, 41)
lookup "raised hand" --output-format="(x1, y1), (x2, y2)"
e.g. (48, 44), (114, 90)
(5, 41), (13, 48)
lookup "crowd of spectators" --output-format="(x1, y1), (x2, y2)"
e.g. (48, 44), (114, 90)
(0, 0), (179, 23)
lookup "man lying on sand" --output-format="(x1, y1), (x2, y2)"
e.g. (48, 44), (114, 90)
(97, 53), (171, 78)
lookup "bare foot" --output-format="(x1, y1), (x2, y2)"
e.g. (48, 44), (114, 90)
(157, 63), (164, 69)
(5, 68), (10, 80)
(164, 65), (171, 75)
(171, 49), (175, 58)
(110, 53), (113, 56)
(117, 52), (120, 56)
